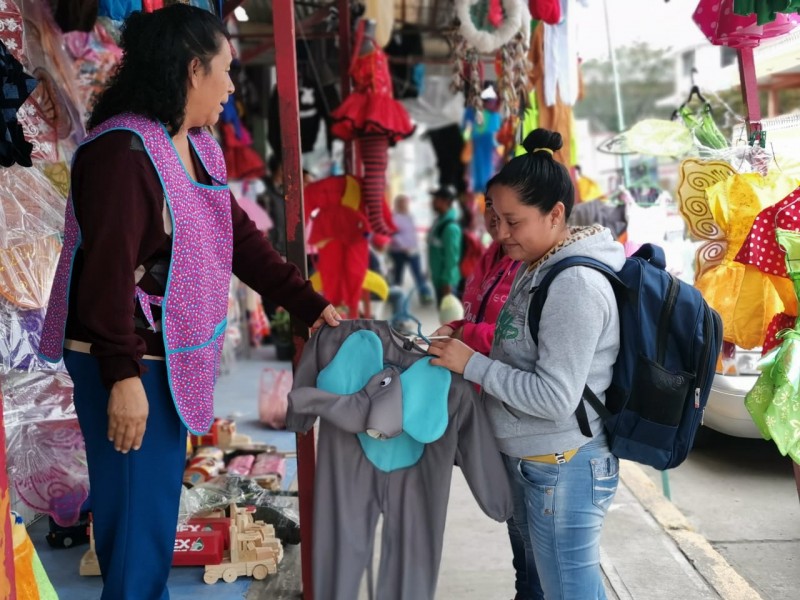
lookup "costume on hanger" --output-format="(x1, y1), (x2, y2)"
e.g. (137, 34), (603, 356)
(331, 23), (414, 235)
(303, 175), (369, 317)
(287, 320), (512, 600)
(733, 0), (800, 25)
(219, 97), (265, 180)
(463, 106), (501, 194)
(543, 0), (580, 107)
(529, 0), (562, 24)
(693, 0), (800, 48)
(267, 81), (335, 157)
(745, 227), (800, 462)
(527, 22), (574, 165)
(693, 172), (799, 349)
(736, 186), (800, 352)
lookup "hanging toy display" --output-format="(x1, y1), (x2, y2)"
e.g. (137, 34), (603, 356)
(450, 0), (531, 119)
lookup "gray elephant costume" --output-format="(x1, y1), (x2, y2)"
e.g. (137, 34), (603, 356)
(287, 320), (513, 600)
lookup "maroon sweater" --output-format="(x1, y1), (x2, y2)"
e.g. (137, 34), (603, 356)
(64, 130), (327, 388)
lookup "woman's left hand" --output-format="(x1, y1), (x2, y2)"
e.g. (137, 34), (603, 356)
(427, 338), (475, 374)
(311, 304), (342, 333)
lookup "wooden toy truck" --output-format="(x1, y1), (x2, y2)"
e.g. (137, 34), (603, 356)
(203, 503), (283, 584)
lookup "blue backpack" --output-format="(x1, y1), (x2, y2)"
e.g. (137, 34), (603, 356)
(527, 244), (723, 470)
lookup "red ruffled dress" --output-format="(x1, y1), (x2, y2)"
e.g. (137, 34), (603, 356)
(331, 40), (415, 144)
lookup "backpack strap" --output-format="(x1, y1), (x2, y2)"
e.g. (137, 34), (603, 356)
(527, 256), (623, 437)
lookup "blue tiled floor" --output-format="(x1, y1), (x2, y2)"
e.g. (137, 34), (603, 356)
(33, 345), (295, 599)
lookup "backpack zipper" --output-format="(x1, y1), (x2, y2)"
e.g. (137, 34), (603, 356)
(656, 274), (679, 365)
(695, 305), (718, 408)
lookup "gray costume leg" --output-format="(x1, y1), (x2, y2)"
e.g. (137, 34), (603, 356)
(312, 423), (382, 599)
(375, 446), (453, 600)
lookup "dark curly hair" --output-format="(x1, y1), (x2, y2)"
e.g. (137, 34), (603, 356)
(88, 4), (229, 134)
(486, 128), (575, 219)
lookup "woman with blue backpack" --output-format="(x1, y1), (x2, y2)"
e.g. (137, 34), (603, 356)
(429, 128), (624, 600)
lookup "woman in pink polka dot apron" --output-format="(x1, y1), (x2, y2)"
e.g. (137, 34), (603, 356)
(38, 6), (339, 599)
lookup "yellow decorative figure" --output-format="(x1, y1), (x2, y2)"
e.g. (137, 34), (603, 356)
(688, 167), (800, 349)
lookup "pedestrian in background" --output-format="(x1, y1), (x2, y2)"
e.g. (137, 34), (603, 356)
(388, 194), (433, 304)
(427, 185), (462, 306)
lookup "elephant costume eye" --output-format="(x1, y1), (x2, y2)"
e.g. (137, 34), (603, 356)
(380, 376), (392, 387)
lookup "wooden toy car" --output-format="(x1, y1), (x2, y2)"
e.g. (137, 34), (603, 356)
(203, 503), (283, 585)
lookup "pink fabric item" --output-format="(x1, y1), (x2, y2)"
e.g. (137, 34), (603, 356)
(530, 0), (562, 25)
(488, 0), (504, 27)
(734, 186), (800, 278)
(693, 0), (800, 48)
(447, 241), (521, 355)
(0, 0), (25, 63)
(762, 311), (795, 355)
(40, 114), (233, 434)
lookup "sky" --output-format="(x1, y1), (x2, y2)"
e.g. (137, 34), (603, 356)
(576, 0), (708, 61)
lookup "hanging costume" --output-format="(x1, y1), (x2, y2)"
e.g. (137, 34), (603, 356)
(303, 175), (370, 316)
(736, 186), (800, 352)
(287, 320), (513, 600)
(693, 171), (799, 349)
(745, 227), (800, 463)
(463, 106), (502, 194)
(677, 158), (800, 349)
(331, 23), (414, 235)
(693, 0), (800, 48)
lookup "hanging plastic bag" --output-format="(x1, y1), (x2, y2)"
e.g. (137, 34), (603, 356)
(258, 368), (292, 429)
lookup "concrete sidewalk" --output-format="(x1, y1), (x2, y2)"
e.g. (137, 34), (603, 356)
(229, 351), (760, 600)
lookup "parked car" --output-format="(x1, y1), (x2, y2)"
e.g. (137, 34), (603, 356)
(704, 346), (762, 439)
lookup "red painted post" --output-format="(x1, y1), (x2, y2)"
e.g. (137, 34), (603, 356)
(737, 47), (762, 136)
(0, 392), (16, 599)
(272, 1), (316, 597)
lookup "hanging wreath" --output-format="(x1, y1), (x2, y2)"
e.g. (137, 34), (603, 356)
(451, 0), (531, 120)
(455, 0), (523, 54)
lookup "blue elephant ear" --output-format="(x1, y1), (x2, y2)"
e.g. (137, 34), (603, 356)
(317, 330), (384, 394)
(400, 357), (451, 443)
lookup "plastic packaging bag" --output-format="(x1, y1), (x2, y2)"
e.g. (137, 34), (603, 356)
(259, 368), (292, 429)
(178, 475), (300, 544)
(1, 370), (89, 526)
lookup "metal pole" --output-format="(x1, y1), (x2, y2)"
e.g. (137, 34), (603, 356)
(273, 2), (316, 597)
(602, 0), (630, 187)
(338, 0), (354, 174)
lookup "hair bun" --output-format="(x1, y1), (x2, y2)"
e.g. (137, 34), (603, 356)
(521, 128), (563, 155)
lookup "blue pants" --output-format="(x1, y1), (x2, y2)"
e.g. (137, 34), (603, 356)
(388, 250), (431, 299)
(503, 436), (619, 600)
(65, 350), (187, 600)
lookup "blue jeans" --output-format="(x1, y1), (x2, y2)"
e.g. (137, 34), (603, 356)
(503, 436), (619, 600)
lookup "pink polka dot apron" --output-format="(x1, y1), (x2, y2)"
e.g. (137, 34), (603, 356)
(39, 113), (233, 434)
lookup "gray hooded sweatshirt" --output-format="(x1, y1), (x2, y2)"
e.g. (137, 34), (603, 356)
(463, 226), (626, 457)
